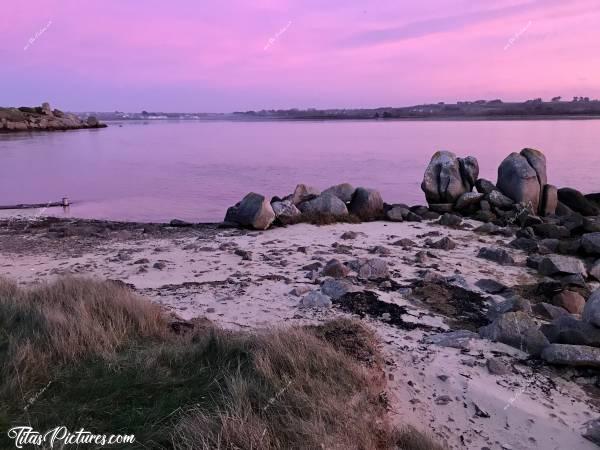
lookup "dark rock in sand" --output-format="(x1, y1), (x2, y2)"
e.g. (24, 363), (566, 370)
(475, 279), (508, 294)
(533, 223), (570, 239)
(538, 239), (559, 254)
(477, 247), (515, 266)
(405, 211), (423, 222)
(479, 311), (549, 356)
(510, 237), (539, 253)
(541, 315), (600, 347)
(533, 302), (570, 320)
(169, 219), (193, 227)
(455, 192), (484, 211)
(348, 187), (383, 220)
(582, 233), (600, 255)
(392, 238), (416, 247)
(541, 344), (600, 367)
(321, 183), (355, 203)
(552, 290), (585, 314)
(322, 259), (350, 278)
(487, 357), (511, 375)
(438, 213), (462, 227)
(582, 290), (600, 327)
(234, 249), (253, 260)
(428, 236), (457, 250)
(557, 238), (581, 255)
(340, 231), (359, 240)
(558, 188), (600, 216)
(298, 193), (348, 216)
(538, 254), (586, 277)
(385, 205), (406, 222)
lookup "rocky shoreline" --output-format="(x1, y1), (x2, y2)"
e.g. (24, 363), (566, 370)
(2, 147), (600, 448)
(0, 102), (106, 132)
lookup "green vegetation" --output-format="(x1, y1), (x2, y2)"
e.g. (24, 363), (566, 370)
(0, 277), (443, 449)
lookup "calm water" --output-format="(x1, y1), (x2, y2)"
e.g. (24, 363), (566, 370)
(1, 119), (599, 222)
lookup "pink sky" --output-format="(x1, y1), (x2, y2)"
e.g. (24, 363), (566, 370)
(2, 0), (600, 112)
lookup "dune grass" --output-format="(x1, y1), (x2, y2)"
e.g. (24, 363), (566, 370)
(0, 277), (444, 449)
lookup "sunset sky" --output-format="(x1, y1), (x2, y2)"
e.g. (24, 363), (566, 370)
(2, 0), (600, 112)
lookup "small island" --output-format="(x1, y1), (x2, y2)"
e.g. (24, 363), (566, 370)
(0, 102), (106, 133)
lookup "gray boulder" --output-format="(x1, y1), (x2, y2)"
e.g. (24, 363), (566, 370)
(558, 188), (600, 216)
(421, 151), (473, 204)
(455, 192), (484, 211)
(538, 254), (586, 277)
(540, 184), (558, 216)
(321, 183), (355, 203)
(385, 206), (405, 222)
(320, 278), (357, 299)
(582, 233), (600, 255)
(322, 259), (350, 278)
(487, 190), (514, 209)
(348, 187), (383, 220)
(228, 193), (275, 230)
(541, 344), (600, 367)
(298, 193), (348, 216)
(349, 258), (389, 280)
(520, 148), (548, 188)
(477, 247), (515, 266)
(583, 290), (600, 327)
(541, 315), (600, 347)
(479, 311), (549, 356)
(271, 200), (301, 223)
(458, 156), (479, 190)
(590, 260), (600, 281)
(300, 291), (332, 308)
(291, 184), (320, 205)
(497, 151), (542, 213)
(475, 178), (497, 195)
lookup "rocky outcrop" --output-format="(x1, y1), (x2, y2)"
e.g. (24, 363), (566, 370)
(348, 188), (383, 220)
(0, 103), (106, 132)
(421, 151), (478, 209)
(225, 193), (275, 230)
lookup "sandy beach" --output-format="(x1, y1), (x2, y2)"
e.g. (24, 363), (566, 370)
(2, 215), (598, 449)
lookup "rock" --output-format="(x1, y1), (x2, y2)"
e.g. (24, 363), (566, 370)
(427, 203), (454, 214)
(533, 302), (569, 320)
(556, 201), (575, 216)
(392, 238), (416, 247)
(300, 291), (332, 308)
(541, 315), (600, 347)
(557, 238), (581, 255)
(229, 192), (276, 230)
(302, 262), (322, 271)
(557, 188), (600, 216)
(582, 290), (600, 327)
(405, 211), (422, 222)
(590, 260), (600, 281)
(539, 239), (559, 254)
(477, 247), (515, 266)
(474, 222), (500, 234)
(153, 261), (167, 270)
(290, 286), (312, 297)
(487, 296), (532, 321)
(271, 200), (301, 223)
(540, 184), (558, 216)
(552, 290), (585, 314)
(560, 212), (585, 232)
(86, 116), (99, 127)
(533, 223), (570, 239)
(428, 236), (457, 250)
(134, 258), (149, 264)
(421, 151), (472, 204)
(434, 395), (453, 405)
(582, 233), (600, 255)
(497, 151), (543, 213)
(348, 187), (383, 220)
(349, 258), (389, 280)
(458, 156), (479, 190)
(320, 278), (356, 299)
(340, 231), (359, 240)
(486, 358), (511, 375)
(487, 190), (514, 209)
(234, 249), (253, 260)
(510, 237), (539, 253)
(520, 148), (548, 188)
(538, 254), (586, 277)
(321, 259), (350, 278)
(475, 178), (497, 195)
(479, 311), (549, 356)
(291, 184), (320, 205)
(583, 419), (600, 446)
(169, 219), (192, 227)
(584, 216), (600, 233)
(541, 344), (600, 367)
(425, 330), (480, 349)
(438, 213), (462, 227)
(475, 279), (508, 294)
(321, 183), (355, 203)
(385, 205), (405, 222)
(298, 193), (348, 216)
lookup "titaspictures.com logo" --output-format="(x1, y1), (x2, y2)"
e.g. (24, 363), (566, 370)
(7, 426), (135, 448)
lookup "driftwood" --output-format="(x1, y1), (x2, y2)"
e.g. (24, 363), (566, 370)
(0, 198), (69, 210)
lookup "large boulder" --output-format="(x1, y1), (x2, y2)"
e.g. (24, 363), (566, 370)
(540, 184), (558, 216)
(229, 193), (276, 230)
(520, 148), (548, 187)
(321, 183), (355, 203)
(348, 258), (389, 280)
(479, 311), (549, 356)
(541, 315), (600, 347)
(497, 150), (542, 213)
(583, 290), (600, 327)
(538, 254), (586, 277)
(557, 188), (600, 216)
(348, 187), (383, 220)
(582, 233), (600, 255)
(541, 344), (600, 367)
(298, 193), (348, 216)
(421, 151), (476, 204)
(271, 200), (301, 223)
(290, 184), (320, 205)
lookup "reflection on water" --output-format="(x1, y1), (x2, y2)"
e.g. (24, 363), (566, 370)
(1, 119), (599, 222)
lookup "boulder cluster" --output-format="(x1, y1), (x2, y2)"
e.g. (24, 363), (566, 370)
(421, 148), (558, 221)
(0, 103), (105, 132)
